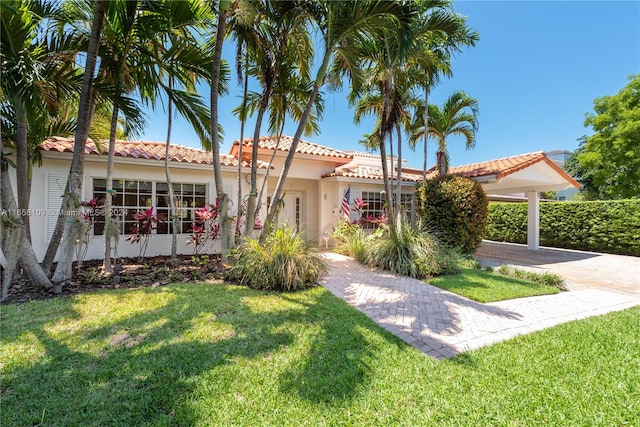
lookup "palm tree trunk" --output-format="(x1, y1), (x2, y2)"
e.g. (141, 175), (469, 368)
(103, 103), (119, 273)
(235, 66), (248, 242)
(396, 124), (402, 212)
(1, 163), (53, 300)
(422, 88), (429, 182)
(389, 129), (394, 208)
(437, 149), (446, 176)
(244, 83), (273, 237)
(15, 119), (31, 242)
(210, 4), (231, 260)
(52, 0), (106, 292)
(41, 96), (98, 275)
(255, 119), (285, 222)
(261, 45), (333, 240)
(378, 133), (396, 240)
(261, 83), (321, 241)
(165, 78), (178, 266)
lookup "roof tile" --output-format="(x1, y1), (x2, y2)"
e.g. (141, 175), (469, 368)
(40, 136), (270, 169)
(231, 135), (353, 160)
(323, 166), (422, 182)
(426, 152), (547, 179)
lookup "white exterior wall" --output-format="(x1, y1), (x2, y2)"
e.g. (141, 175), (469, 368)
(320, 178), (417, 246)
(9, 154), (251, 262)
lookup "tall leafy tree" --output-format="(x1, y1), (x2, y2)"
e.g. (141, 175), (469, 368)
(349, 26), (422, 228)
(261, 0), (416, 240)
(209, 0), (234, 260)
(0, 0), (81, 292)
(96, 0), (163, 273)
(236, 0), (312, 238)
(565, 74), (640, 200)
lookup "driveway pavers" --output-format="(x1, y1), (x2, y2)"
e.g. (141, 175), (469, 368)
(476, 241), (640, 295)
(319, 252), (640, 359)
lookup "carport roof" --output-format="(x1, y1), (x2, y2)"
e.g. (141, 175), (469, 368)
(425, 152), (581, 195)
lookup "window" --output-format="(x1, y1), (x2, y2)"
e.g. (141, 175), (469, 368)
(360, 192), (414, 229)
(361, 192), (386, 229)
(156, 183), (207, 234)
(92, 179), (207, 235)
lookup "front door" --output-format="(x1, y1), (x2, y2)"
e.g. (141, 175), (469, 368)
(268, 191), (303, 231)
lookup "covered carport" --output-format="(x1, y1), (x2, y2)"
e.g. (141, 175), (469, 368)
(432, 152), (581, 250)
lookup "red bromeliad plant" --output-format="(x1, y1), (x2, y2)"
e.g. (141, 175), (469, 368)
(350, 198), (388, 228)
(187, 201), (220, 254)
(188, 199), (264, 254)
(126, 207), (165, 262)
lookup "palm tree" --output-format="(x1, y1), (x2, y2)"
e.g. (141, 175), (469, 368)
(422, 91), (479, 176)
(349, 26), (422, 228)
(51, 0), (107, 292)
(96, 0), (167, 273)
(1, 0), (83, 292)
(232, 0), (311, 239)
(148, 0), (213, 266)
(411, 5), (478, 181)
(1, 0), (79, 242)
(261, 0), (416, 240)
(210, 0), (234, 260)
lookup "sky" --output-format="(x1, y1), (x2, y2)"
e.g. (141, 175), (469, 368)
(139, 1), (640, 170)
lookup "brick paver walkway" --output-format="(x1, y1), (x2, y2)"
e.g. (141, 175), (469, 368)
(319, 252), (640, 359)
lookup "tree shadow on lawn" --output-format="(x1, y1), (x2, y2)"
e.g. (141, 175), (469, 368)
(1, 283), (396, 425)
(0, 284), (303, 426)
(277, 291), (407, 404)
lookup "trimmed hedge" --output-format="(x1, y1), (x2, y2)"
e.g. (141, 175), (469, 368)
(416, 175), (488, 255)
(487, 200), (640, 256)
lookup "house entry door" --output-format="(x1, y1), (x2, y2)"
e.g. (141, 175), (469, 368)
(269, 191), (303, 231)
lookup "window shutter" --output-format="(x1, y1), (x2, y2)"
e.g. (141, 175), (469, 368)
(46, 173), (67, 242)
(223, 183), (234, 213)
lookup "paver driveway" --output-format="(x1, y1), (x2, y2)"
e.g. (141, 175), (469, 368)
(319, 252), (640, 359)
(476, 241), (640, 295)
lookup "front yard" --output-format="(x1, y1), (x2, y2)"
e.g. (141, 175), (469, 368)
(2, 283), (638, 426)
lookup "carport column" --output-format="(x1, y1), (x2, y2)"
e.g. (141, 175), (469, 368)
(527, 191), (540, 250)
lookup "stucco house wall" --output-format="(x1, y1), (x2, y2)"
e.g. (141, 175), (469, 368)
(8, 152), (251, 261)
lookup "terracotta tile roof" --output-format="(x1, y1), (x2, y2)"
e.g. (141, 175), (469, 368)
(427, 152), (543, 179)
(231, 135), (352, 160)
(426, 151), (581, 188)
(343, 150), (380, 159)
(323, 166), (422, 182)
(40, 136), (269, 169)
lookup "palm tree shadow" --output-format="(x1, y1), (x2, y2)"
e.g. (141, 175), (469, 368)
(1, 284), (299, 426)
(277, 290), (398, 404)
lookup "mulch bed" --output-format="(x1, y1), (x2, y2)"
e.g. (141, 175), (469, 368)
(2, 254), (225, 304)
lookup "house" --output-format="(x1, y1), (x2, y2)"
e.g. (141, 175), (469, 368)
(4, 136), (579, 262)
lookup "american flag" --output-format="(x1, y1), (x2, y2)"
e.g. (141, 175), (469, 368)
(341, 186), (351, 219)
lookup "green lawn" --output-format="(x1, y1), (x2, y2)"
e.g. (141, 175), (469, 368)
(428, 267), (559, 302)
(1, 284), (638, 426)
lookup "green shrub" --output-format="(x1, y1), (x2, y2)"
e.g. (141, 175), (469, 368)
(416, 175), (489, 254)
(330, 220), (367, 261)
(226, 226), (327, 291)
(363, 219), (459, 278)
(495, 265), (566, 290)
(487, 200), (640, 256)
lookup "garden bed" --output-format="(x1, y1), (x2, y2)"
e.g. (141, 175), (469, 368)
(2, 254), (224, 304)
